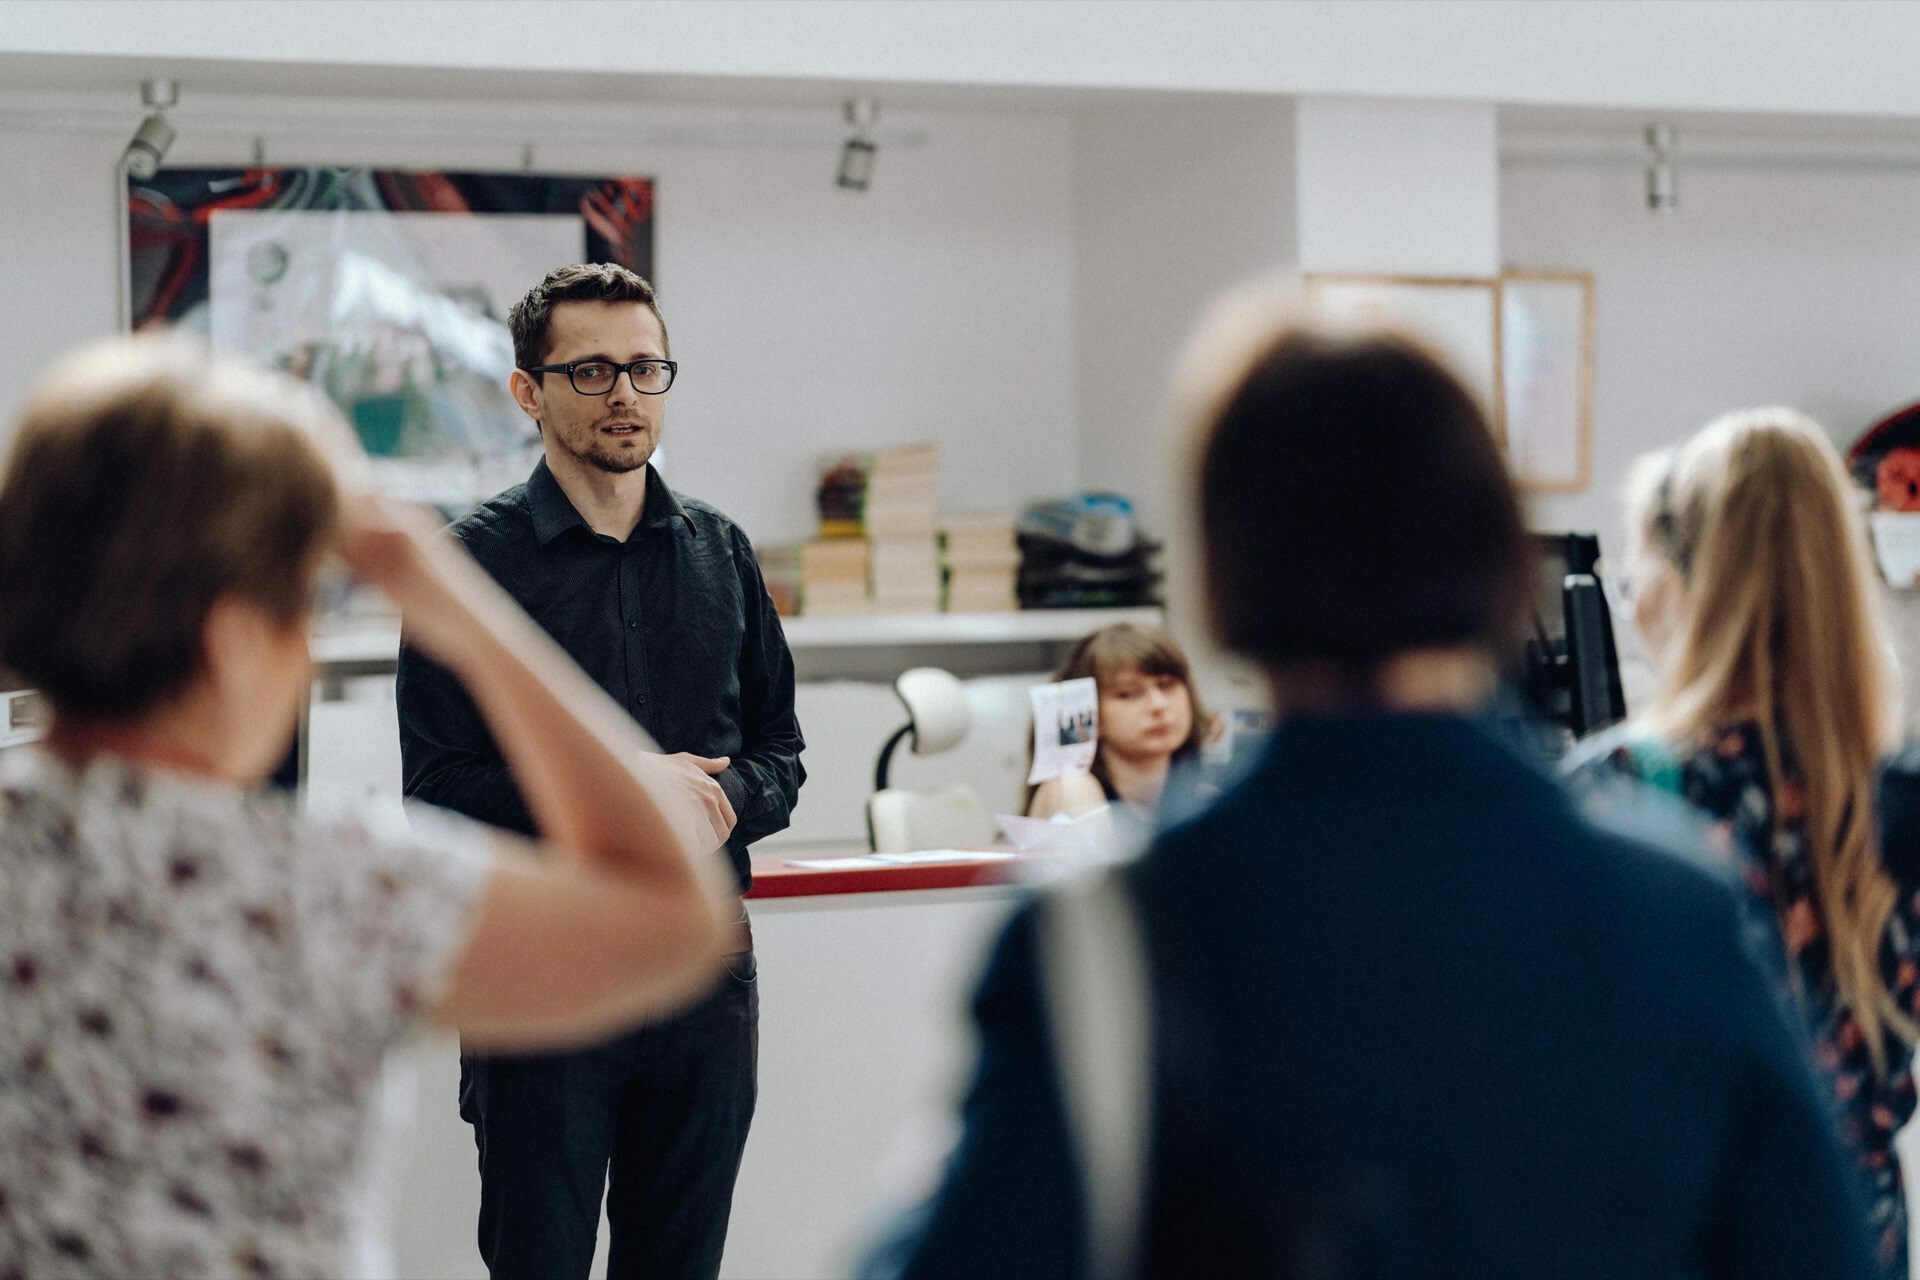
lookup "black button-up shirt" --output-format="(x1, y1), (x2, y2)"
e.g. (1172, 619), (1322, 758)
(396, 459), (805, 891)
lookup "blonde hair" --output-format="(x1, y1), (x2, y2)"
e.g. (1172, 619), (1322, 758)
(1630, 407), (1909, 1071)
(0, 335), (343, 720)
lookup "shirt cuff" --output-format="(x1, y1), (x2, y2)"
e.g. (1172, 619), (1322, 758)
(716, 765), (752, 821)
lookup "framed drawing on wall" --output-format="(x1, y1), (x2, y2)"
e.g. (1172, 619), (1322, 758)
(1499, 270), (1594, 492)
(127, 167), (656, 513)
(1304, 274), (1505, 441)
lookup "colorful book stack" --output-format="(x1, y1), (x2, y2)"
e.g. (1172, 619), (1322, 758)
(798, 537), (871, 617)
(942, 513), (1021, 612)
(864, 444), (942, 614)
(806, 452), (871, 616)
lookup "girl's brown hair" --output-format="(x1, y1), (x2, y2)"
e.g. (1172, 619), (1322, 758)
(1630, 408), (1910, 1072)
(0, 336), (343, 721)
(1034, 623), (1209, 802)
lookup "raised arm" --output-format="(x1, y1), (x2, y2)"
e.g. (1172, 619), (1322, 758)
(341, 495), (735, 1048)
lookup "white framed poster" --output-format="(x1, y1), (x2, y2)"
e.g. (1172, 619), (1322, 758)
(1500, 271), (1594, 492)
(1305, 273), (1504, 441)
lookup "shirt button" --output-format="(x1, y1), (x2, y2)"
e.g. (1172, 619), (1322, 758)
(627, 618), (637, 629)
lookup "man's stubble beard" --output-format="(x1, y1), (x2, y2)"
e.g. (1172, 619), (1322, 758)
(556, 422), (656, 475)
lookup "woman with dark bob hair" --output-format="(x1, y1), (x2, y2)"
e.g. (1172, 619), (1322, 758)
(0, 336), (736, 1278)
(866, 298), (1874, 1279)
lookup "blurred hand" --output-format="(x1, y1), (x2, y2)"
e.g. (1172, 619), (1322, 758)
(634, 752), (737, 852)
(335, 493), (491, 664)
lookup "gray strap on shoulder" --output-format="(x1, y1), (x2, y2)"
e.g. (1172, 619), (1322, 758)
(1037, 868), (1153, 1280)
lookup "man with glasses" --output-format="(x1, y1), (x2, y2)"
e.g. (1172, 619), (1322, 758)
(397, 262), (804, 1280)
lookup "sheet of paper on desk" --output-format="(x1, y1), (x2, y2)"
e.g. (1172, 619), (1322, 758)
(785, 856), (889, 870)
(996, 807), (1115, 852)
(868, 850), (1018, 866)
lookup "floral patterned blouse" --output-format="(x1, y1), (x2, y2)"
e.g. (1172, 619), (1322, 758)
(0, 746), (491, 1280)
(1576, 722), (1919, 1278)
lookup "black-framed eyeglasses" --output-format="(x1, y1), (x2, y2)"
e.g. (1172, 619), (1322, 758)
(522, 358), (678, 396)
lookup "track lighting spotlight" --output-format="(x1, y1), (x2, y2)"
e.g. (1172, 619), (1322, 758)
(1645, 123), (1678, 212)
(837, 97), (881, 192)
(121, 80), (179, 180)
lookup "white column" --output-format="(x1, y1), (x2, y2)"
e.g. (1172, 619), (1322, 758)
(1294, 97), (1499, 276)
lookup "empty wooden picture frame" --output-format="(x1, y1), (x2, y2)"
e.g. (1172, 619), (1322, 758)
(1304, 274), (1505, 442)
(1499, 271), (1594, 492)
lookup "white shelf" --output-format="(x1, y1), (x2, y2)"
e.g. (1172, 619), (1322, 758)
(780, 606), (1163, 648)
(310, 606), (1163, 670)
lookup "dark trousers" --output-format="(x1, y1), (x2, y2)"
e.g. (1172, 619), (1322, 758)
(460, 953), (759, 1280)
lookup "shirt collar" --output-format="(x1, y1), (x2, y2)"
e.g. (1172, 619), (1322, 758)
(526, 457), (695, 546)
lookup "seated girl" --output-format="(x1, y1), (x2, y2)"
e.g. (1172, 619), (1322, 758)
(1025, 623), (1212, 824)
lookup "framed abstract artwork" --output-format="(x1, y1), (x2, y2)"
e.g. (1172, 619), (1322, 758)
(127, 167), (655, 511)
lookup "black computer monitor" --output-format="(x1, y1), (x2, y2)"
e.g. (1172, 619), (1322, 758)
(1521, 532), (1627, 742)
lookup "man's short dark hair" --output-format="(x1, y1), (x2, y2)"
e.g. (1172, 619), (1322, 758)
(1193, 323), (1532, 671)
(508, 263), (669, 370)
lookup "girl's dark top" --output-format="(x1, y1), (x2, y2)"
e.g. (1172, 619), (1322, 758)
(1097, 750), (1209, 825)
(1581, 722), (1920, 1277)
(868, 713), (1875, 1280)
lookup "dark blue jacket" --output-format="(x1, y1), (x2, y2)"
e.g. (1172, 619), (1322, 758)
(869, 713), (1874, 1280)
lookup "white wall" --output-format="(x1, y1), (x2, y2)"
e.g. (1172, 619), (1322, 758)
(1296, 98), (1498, 276)
(1070, 100), (1294, 715)
(1071, 100), (1295, 539)
(12, 2), (1920, 120)
(1501, 159), (1920, 555)
(0, 98), (1078, 546)
(0, 128), (125, 429)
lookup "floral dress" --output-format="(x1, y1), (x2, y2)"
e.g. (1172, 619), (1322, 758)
(1576, 722), (1919, 1277)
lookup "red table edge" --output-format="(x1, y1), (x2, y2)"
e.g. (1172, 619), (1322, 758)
(745, 852), (1036, 899)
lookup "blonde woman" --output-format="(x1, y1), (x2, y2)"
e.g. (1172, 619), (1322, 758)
(0, 337), (737, 1278)
(1574, 408), (1916, 1274)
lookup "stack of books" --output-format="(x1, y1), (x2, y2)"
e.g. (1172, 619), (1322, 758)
(862, 444), (940, 537)
(798, 538), (871, 617)
(861, 444), (941, 614)
(870, 535), (943, 614)
(942, 513), (1021, 612)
